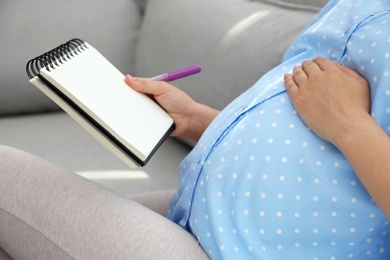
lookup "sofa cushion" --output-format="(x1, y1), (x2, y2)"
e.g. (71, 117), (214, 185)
(134, 0), (318, 111)
(0, 0), (141, 116)
(0, 112), (189, 194)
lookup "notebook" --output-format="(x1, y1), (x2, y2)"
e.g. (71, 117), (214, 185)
(26, 38), (174, 168)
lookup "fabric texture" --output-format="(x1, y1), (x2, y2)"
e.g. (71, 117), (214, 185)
(129, 190), (177, 216)
(0, 247), (11, 260)
(0, 145), (208, 259)
(135, 0), (316, 111)
(0, 0), (140, 116)
(168, 0), (390, 259)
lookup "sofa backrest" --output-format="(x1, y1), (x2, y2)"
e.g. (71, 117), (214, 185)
(134, 0), (324, 111)
(0, 0), (141, 116)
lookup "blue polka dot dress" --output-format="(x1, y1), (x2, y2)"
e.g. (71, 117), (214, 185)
(167, 0), (390, 259)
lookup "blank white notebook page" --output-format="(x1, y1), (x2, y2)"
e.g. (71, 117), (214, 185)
(40, 43), (173, 159)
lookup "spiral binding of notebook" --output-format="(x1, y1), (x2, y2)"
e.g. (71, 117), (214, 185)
(26, 38), (87, 78)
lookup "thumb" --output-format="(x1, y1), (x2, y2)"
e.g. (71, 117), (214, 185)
(336, 63), (365, 83)
(124, 74), (168, 96)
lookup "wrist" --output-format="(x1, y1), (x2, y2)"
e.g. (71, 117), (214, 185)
(186, 103), (219, 142)
(331, 112), (376, 151)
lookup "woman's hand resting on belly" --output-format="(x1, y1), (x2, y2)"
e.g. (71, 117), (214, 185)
(284, 57), (390, 219)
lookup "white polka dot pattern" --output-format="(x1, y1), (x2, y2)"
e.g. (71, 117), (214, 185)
(167, 0), (390, 259)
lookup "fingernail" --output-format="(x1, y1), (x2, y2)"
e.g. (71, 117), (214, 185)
(125, 74), (135, 82)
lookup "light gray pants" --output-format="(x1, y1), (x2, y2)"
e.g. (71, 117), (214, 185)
(0, 145), (208, 259)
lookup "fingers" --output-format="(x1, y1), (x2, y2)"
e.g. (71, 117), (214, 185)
(315, 59), (369, 88)
(336, 62), (359, 78)
(299, 57), (341, 76)
(336, 62), (367, 85)
(292, 57), (341, 83)
(284, 73), (299, 98)
(312, 56), (338, 71)
(301, 59), (322, 75)
(291, 58), (324, 84)
(284, 58), (327, 99)
(292, 65), (308, 85)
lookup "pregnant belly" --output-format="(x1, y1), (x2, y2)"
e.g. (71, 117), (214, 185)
(188, 92), (390, 259)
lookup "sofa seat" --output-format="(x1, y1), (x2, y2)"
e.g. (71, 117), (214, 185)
(0, 112), (190, 195)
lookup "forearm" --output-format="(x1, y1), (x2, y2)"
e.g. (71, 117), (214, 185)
(334, 114), (390, 219)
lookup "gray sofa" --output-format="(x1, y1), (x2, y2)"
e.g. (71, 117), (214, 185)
(0, 0), (327, 258)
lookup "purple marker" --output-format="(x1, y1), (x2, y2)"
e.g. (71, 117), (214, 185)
(149, 65), (201, 82)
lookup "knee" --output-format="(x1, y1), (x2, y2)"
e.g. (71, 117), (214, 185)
(0, 145), (63, 186)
